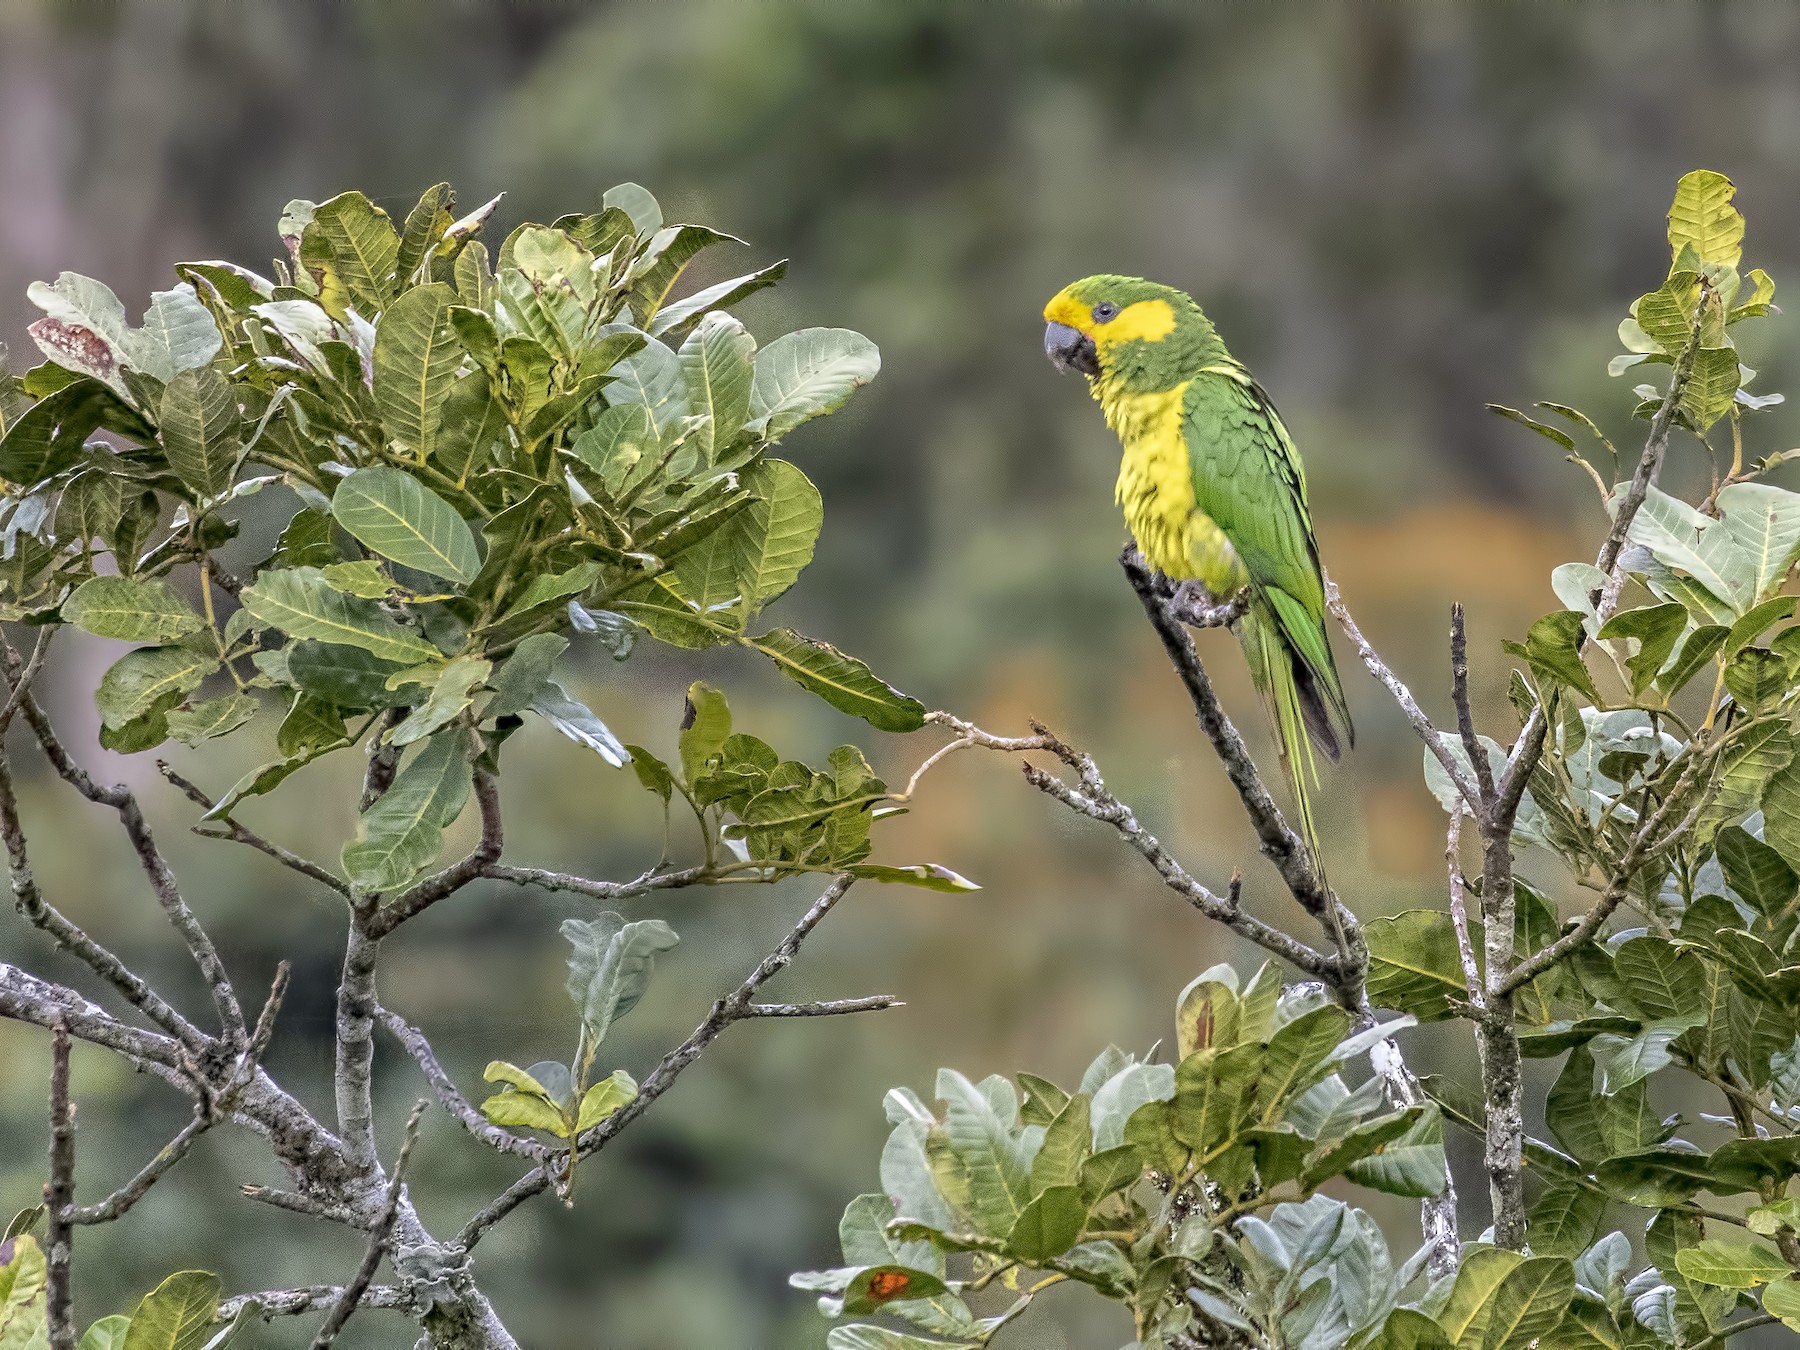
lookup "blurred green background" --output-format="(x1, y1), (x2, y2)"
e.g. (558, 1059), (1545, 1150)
(4, 4), (1800, 1346)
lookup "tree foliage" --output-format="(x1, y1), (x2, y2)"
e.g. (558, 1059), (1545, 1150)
(796, 173), (1800, 1349)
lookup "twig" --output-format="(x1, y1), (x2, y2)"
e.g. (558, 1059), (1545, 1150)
(458, 875), (867, 1249)
(5, 668), (245, 1045)
(930, 713), (1338, 981)
(481, 862), (709, 903)
(310, 1100), (426, 1349)
(1445, 814), (1483, 1011)
(0, 627), (53, 731)
(376, 1006), (551, 1163)
(160, 764), (351, 900)
(1449, 604), (1495, 811)
(1690, 1314), (1780, 1349)
(1323, 573), (1482, 815)
(239, 1187), (367, 1228)
(742, 996), (900, 1017)
(72, 965), (289, 1225)
(334, 928), (382, 1175)
(44, 1020), (75, 1350)
(1121, 549), (1362, 974)
(219, 1285), (409, 1321)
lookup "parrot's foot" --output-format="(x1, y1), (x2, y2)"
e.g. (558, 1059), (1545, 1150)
(1169, 580), (1250, 630)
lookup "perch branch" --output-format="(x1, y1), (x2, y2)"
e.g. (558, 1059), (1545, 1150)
(377, 1006), (551, 1163)
(45, 1021), (74, 1350)
(310, 1100), (426, 1349)
(160, 764), (352, 901)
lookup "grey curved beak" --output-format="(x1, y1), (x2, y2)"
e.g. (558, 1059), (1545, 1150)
(1044, 321), (1099, 376)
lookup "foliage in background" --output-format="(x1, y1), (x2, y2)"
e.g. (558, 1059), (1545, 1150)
(797, 175), (1800, 1350)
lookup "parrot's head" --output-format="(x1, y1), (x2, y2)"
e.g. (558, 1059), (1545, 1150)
(1042, 275), (1220, 392)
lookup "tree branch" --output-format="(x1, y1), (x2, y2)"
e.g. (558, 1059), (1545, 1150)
(480, 862), (709, 903)
(376, 1006), (551, 1164)
(311, 1101), (425, 1349)
(457, 874), (865, 1250)
(159, 764), (352, 901)
(742, 997), (899, 1017)
(72, 964), (288, 1226)
(44, 1020), (75, 1350)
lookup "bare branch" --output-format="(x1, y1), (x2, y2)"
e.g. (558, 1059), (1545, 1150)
(0, 744), (205, 1049)
(160, 764), (352, 901)
(45, 1020), (75, 1350)
(239, 1187), (367, 1229)
(334, 928), (382, 1176)
(4, 673), (244, 1044)
(0, 963), (185, 1079)
(1324, 574), (1482, 815)
(1449, 603), (1495, 811)
(1445, 814), (1482, 1011)
(72, 965), (289, 1225)
(219, 1285), (410, 1322)
(481, 862), (709, 903)
(376, 1006), (551, 1164)
(742, 996), (900, 1017)
(458, 875), (862, 1250)
(1121, 549), (1362, 971)
(311, 1100), (426, 1349)
(0, 627), (54, 731)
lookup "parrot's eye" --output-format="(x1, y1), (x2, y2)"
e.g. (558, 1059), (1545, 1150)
(1092, 301), (1119, 324)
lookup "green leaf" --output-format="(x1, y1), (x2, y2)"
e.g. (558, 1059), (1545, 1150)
(387, 655), (490, 747)
(1361, 1308), (1451, 1350)
(77, 1315), (132, 1350)
(1481, 1257), (1575, 1350)
(1684, 346), (1743, 433)
(341, 731), (471, 892)
(95, 647), (217, 730)
(320, 560), (392, 599)
(649, 260), (788, 339)
(276, 694), (346, 758)
(734, 459), (823, 611)
(1660, 623), (1730, 694)
(0, 377), (138, 484)
(574, 1069), (639, 1132)
(935, 1070), (1033, 1236)
(1434, 1247), (1525, 1348)
(1667, 170), (1743, 270)
(1765, 1277), (1800, 1331)
(373, 282), (461, 461)
(242, 568), (441, 665)
(749, 629), (925, 732)
(286, 641), (410, 709)
(844, 864), (979, 892)
(394, 183), (453, 286)
(569, 404), (658, 492)
(479, 1088), (569, 1136)
(1365, 911), (1470, 1022)
(1628, 486), (1754, 616)
(485, 633), (567, 721)
(606, 333), (688, 430)
(836, 1266), (953, 1318)
(331, 468), (480, 586)
(561, 912), (680, 1046)
(747, 327), (880, 438)
(159, 366), (241, 499)
(1486, 403), (1576, 450)
(629, 224), (741, 323)
(1725, 646), (1789, 713)
(679, 311), (755, 460)
(1522, 610), (1598, 700)
(505, 561), (600, 618)
(62, 576), (204, 643)
(1718, 482), (1800, 602)
(1596, 602), (1687, 694)
(1612, 936), (1701, 1021)
(678, 680), (731, 783)
(1526, 1182), (1604, 1258)
(1718, 826), (1797, 919)
(626, 745), (674, 806)
(1004, 1185), (1086, 1262)
(121, 1270), (221, 1350)
(1593, 1148), (1716, 1206)
(166, 693), (257, 748)
(125, 285), (222, 384)
(1674, 1236), (1789, 1289)
(1030, 1095), (1091, 1194)
(1587, 1017), (1701, 1092)
(303, 191), (399, 313)
(434, 374), (507, 483)
(1345, 1106), (1447, 1197)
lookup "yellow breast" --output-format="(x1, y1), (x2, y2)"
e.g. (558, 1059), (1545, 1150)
(1098, 378), (1243, 591)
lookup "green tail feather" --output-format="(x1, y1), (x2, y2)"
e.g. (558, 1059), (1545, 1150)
(1242, 603), (1340, 873)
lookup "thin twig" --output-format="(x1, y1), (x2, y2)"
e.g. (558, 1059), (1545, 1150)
(458, 875), (867, 1249)
(0, 627), (53, 731)
(1445, 814), (1483, 1011)
(160, 764), (352, 900)
(72, 965), (289, 1225)
(1449, 604), (1495, 812)
(1324, 573), (1483, 815)
(376, 1006), (550, 1163)
(310, 1100), (426, 1349)
(742, 996), (900, 1017)
(239, 1187), (367, 1229)
(481, 862), (709, 903)
(219, 1285), (409, 1321)
(45, 1020), (75, 1350)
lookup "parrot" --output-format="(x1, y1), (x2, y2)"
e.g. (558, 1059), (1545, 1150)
(1042, 274), (1353, 864)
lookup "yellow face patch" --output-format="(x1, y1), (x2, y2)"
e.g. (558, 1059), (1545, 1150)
(1041, 291), (1176, 346)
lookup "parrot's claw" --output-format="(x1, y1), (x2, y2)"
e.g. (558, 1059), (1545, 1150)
(1169, 581), (1250, 630)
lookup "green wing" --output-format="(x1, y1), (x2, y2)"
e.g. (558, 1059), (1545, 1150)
(1182, 370), (1352, 752)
